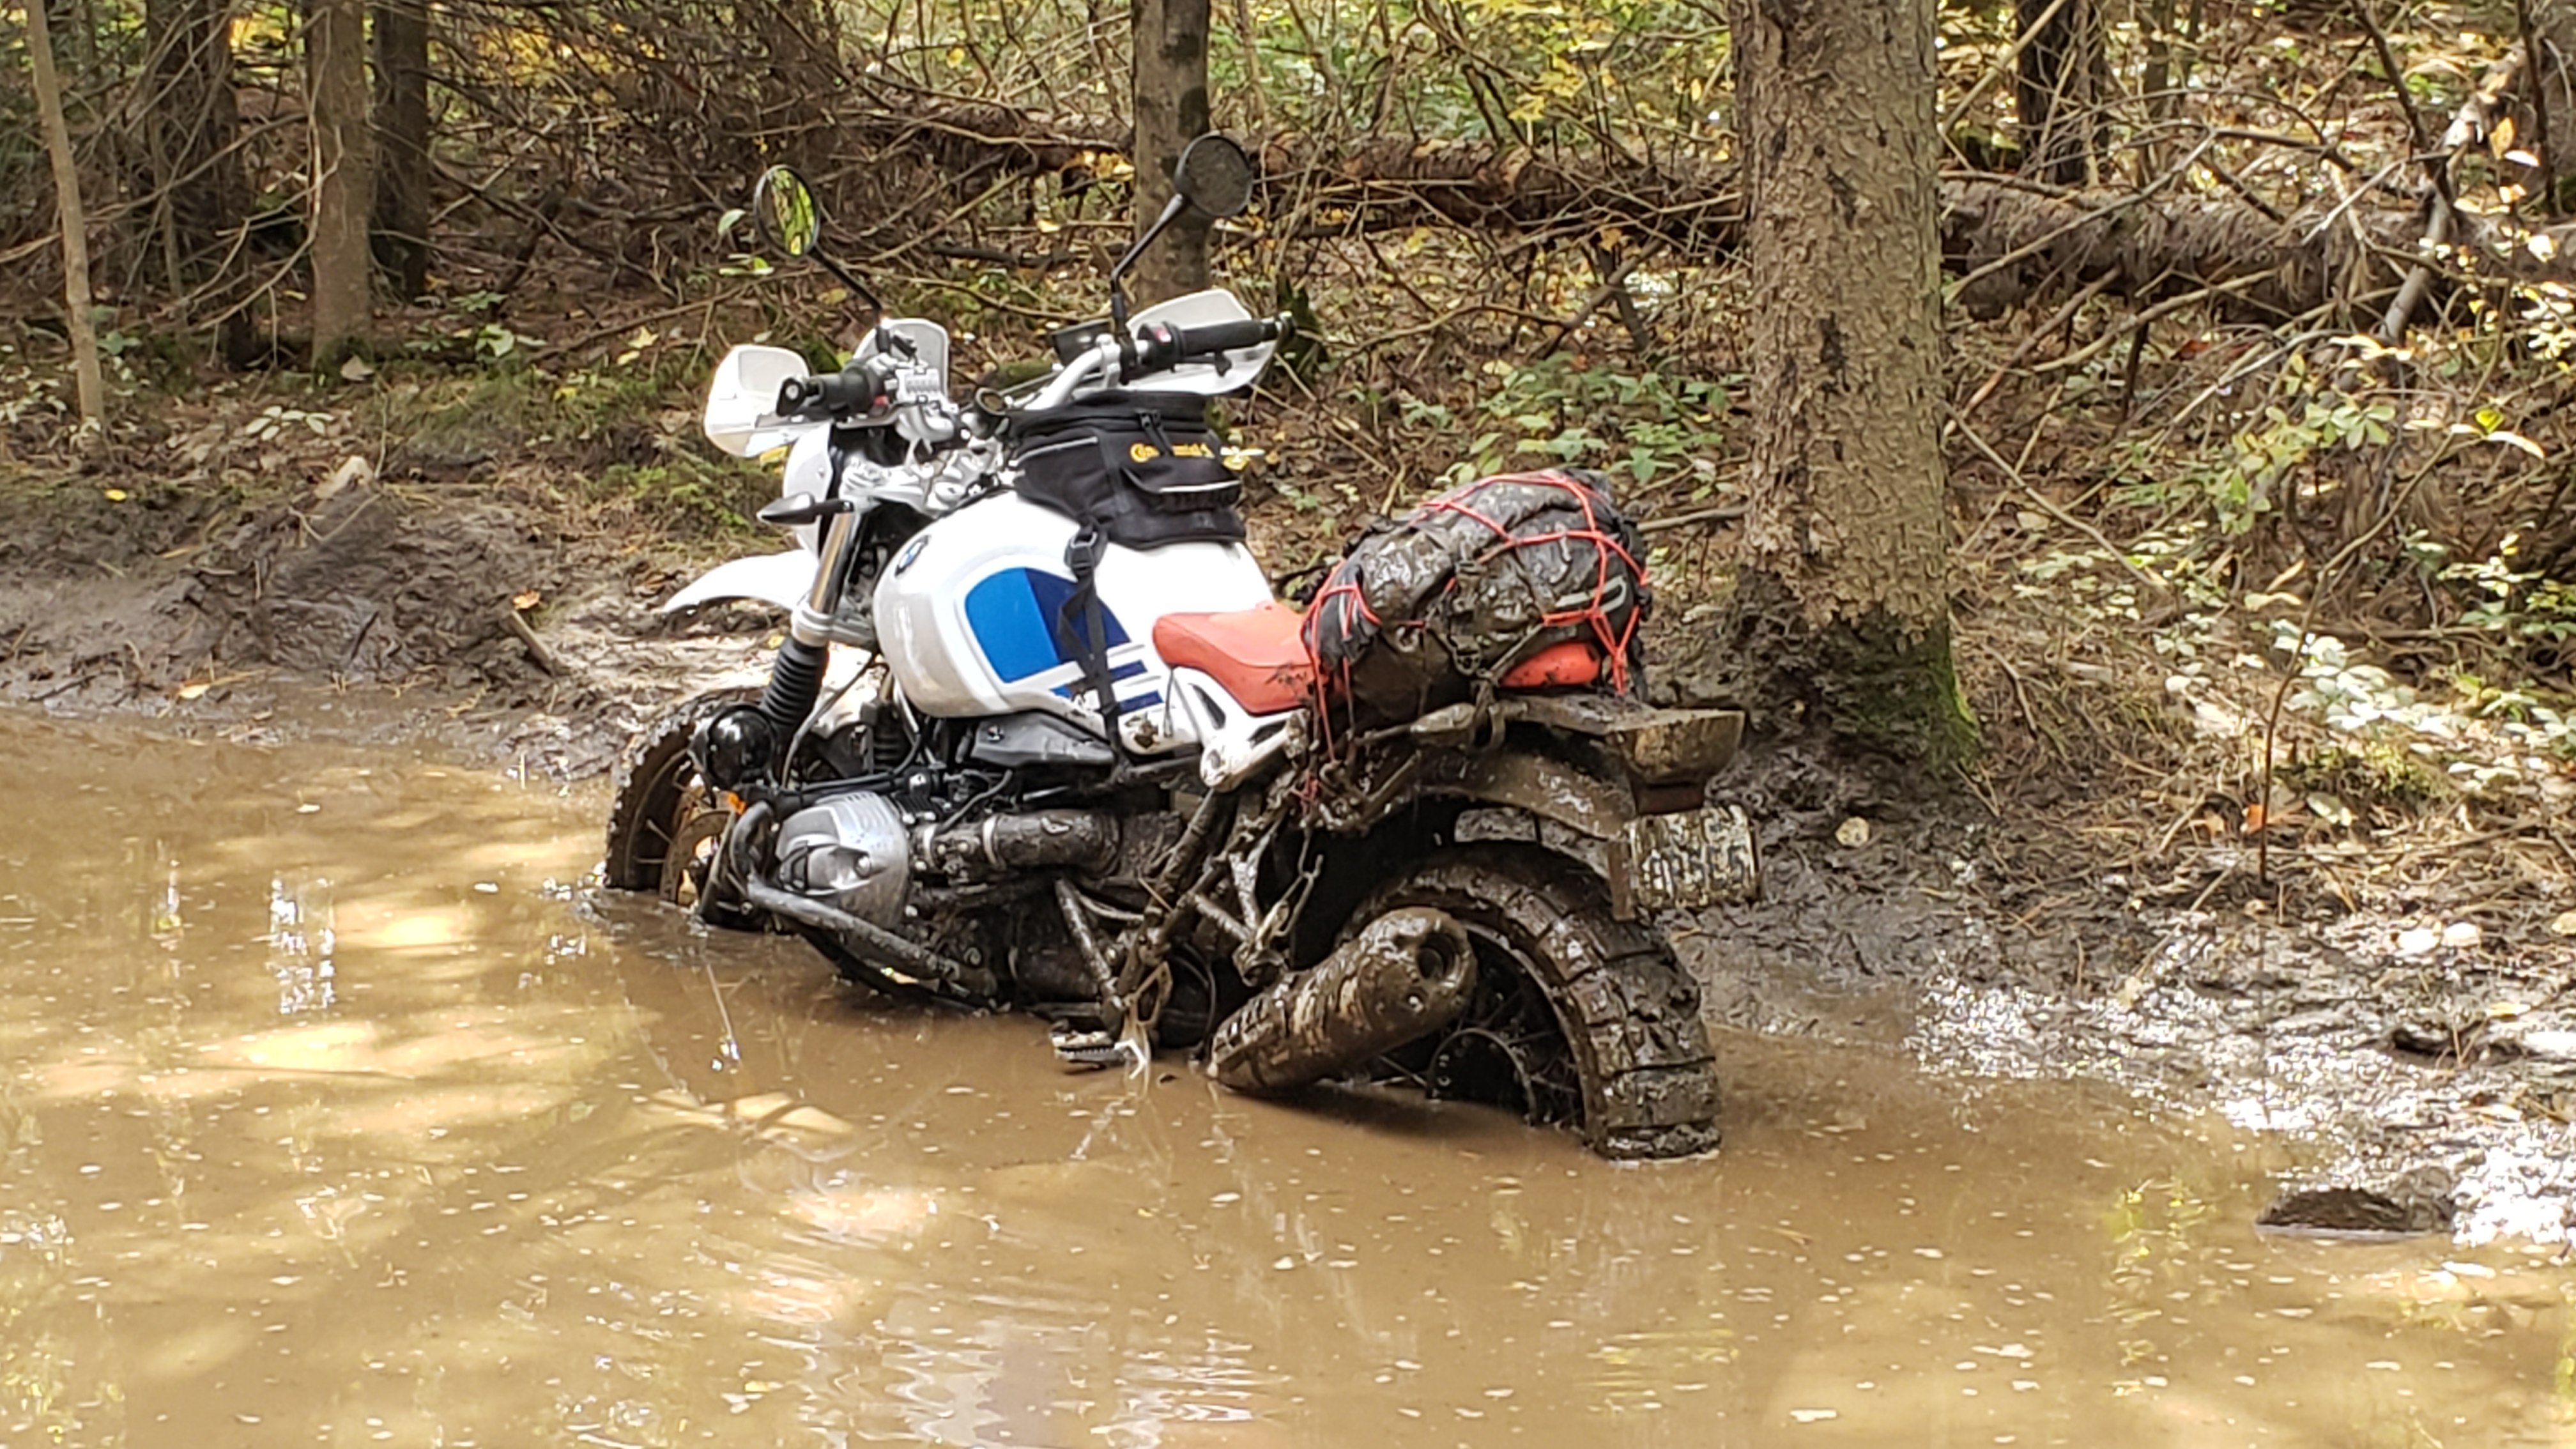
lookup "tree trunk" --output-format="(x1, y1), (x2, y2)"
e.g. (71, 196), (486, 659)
(371, 0), (431, 300)
(26, 0), (107, 429)
(2017, 0), (2103, 186)
(306, 0), (373, 369)
(1725, 0), (1974, 768)
(1130, 0), (1213, 305)
(142, 0), (247, 313)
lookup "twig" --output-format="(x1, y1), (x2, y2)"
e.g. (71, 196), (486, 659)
(2377, 190), (2453, 342)
(2349, 0), (2432, 153)
(1639, 502), (1745, 534)
(2517, 0), (2559, 214)
(1940, 0), (2077, 137)
(505, 607), (562, 677)
(540, 283), (760, 357)
(2029, 272), (2274, 376)
(1949, 271), (2117, 426)
(1532, 254), (1644, 361)
(1949, 410), (2175, 602)
(2256, 597), (2322, 887)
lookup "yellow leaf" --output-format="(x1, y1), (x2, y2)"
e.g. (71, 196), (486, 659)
(2491, 114), (2518, 157)
(103, 487), (128, 502)
(512, 589), (544, 611)
(175, 681), (210, 701)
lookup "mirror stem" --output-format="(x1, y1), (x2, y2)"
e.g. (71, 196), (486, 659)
(1107, 194), (1190, 327)
(812, 251), (883, 319)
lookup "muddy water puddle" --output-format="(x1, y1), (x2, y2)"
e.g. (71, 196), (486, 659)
(2, 710), (2572, 1448)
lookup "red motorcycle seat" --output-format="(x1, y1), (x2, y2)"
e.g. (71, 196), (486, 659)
(1154, 602), (1315, 716)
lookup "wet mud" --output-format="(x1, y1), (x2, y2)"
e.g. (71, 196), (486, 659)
(4, 712), (2574, 1446)
(1690, 746), (2576, 1248)
(0, 480), (771, 776)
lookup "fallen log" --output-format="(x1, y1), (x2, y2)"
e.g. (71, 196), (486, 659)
(821, 97), (2486, 314)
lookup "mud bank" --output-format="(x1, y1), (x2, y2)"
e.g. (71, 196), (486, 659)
(6, 474), (2573, 1246)
(0, 477), (769, 776)
(1688, 756), (2576, 1246)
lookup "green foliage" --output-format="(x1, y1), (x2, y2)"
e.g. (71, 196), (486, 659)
(2437, 533), (2576, 645)
(2279, 622), (2576, 793)
(1412, 355), (1730, 491)
(2116, 355), (2394, 535)
(0, 339), (61, 429)
(2276, 740), (2446, 806)
(593, 459), (769, 539)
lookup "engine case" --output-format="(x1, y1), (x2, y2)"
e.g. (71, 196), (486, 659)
(775, 793), (911, 925)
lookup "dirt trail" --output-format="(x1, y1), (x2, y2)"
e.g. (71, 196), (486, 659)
(0, 479), (767, 775)
(5, 475), (2572, 1245)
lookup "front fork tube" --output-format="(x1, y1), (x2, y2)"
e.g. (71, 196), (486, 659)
(759, 506), (859, 733)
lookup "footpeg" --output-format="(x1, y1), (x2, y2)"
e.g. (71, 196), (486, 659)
(1050, 1021), (1145, 1072)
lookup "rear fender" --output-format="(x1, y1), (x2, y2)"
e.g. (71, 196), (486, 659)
(1421, 747), (1633, 841)
(1428, 746), (1759, 919)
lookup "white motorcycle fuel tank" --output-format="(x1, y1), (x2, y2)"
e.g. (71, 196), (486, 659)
(873, 491), (1274, 750)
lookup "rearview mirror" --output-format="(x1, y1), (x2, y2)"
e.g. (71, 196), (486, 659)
(751, 167), (823, 259)
(1172, 135), (1255, 219)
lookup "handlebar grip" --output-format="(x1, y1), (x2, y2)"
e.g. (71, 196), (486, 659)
(1128, 315), (1291, 374)
(1173, 317), (1287, 355)
(775, 359), (896, 420)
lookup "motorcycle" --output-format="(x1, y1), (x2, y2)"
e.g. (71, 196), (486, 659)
(602, 135), (1759, 1159)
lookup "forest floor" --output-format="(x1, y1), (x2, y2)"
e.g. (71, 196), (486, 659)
(4, 321), (2575, 1249)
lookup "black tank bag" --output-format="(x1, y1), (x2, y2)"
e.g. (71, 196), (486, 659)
(1007, 392), (1245, 733)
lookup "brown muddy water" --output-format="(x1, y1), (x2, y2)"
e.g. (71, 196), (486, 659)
(3, 710), (2573, 1449)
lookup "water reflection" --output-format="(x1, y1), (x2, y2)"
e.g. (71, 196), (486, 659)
(266, 877), (338, 1015)
(0, 708), (2570, 1448)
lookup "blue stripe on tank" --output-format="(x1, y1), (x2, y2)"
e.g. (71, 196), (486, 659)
(963, 570), (1060, 682)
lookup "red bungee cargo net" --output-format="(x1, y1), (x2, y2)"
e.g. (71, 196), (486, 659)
(1300, 468), (1650, 736)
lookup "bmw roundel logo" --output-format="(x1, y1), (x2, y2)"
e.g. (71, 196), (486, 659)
(894, 535), (929, 574)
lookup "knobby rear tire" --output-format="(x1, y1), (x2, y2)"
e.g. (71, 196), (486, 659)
(1353, 843), (1722, 1160)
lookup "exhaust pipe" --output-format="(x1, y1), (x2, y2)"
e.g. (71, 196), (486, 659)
(1208, 907), (1477, 1095)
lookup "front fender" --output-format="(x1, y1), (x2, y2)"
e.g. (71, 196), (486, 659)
(661, 549), (815, 615)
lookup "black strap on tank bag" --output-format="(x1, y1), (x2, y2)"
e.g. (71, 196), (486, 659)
(1057, 525), (1124, 740)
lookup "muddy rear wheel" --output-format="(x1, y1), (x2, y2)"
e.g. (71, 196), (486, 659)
(1354, 843), (1721, 1159)
(604, 690), (759, 916)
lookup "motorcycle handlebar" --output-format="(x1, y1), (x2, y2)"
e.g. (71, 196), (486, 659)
(1126, 315), (1292, 378)
(775, 356), (898, 422)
